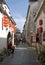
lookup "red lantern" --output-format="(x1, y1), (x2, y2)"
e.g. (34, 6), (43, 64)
(39, 19), (43, 25)
(39, 27), (43, 33)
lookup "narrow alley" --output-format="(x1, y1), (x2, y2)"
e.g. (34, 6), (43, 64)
(0, 42), (41, 65)
(0, 0), (45, 65)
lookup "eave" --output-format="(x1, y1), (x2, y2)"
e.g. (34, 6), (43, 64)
(34, 0), (44, 22)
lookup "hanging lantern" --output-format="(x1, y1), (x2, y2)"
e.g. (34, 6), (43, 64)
(39, 19), (43, 25)
(3, 24), (8, 27)
(39, 27), (43, 33)
(2, 15), (9, 27)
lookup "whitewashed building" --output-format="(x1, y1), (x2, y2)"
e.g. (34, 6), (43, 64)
(0, 0), (16, 52)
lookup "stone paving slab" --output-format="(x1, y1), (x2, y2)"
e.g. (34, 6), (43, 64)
(0, 47), (41, 65)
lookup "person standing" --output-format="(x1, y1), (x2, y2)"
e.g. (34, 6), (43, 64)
(36, 33), (39, 54)
(8, 38), (15, 54)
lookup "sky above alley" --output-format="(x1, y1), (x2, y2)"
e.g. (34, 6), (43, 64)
(6, 0), (28, 32)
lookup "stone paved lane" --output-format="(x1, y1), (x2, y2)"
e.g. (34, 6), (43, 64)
(16, 41), (29, 47)
(0, 47), (41, 65)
